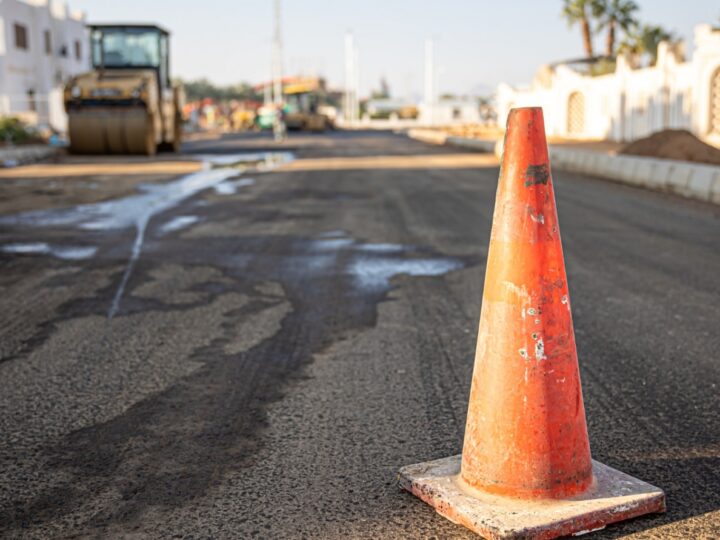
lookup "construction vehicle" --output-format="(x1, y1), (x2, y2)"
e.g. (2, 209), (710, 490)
(64, 24), (183, 155)
(283, 79), (333, 131)
(255, 105), (277, 130)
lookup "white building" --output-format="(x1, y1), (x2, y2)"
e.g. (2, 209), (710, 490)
(496, 24), (720, 144)
(419, 98), (481, 125)
(0, 0), (88, 133)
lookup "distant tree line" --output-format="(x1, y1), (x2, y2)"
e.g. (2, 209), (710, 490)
(177, 78), (264, 102)
(561, 0), (676, 66)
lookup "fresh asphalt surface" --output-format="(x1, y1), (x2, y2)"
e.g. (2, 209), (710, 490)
(0, 131), (719, 539)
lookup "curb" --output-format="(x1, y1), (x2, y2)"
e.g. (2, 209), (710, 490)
(407, 128), (448, 146)
(0, 145), (60, 168)
(549, 147), (720, 205)
(407, 130), (720, 205)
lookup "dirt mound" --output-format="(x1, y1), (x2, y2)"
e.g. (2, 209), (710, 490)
(619, 129), (720, 165)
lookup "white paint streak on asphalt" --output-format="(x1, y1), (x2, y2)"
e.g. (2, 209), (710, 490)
(1, 242), (97, 260)
(348, 257), (462, 290)
(159, 215), (201, 234)
(214, 178), (256, 195)
(108, 215), (148, 319)
(0, 152), (293, 319)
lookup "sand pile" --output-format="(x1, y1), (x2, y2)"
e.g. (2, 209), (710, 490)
(620, 129), (720, 165)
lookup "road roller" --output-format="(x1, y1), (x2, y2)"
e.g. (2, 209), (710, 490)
(64, 24), (184, 155)
(283, 80), (333, 132)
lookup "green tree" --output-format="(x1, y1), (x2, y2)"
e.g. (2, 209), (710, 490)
(561, 0), (597, 58)
(619, 24), (675, 65)
(178, 78), (263, 102)
(592, 0), (639, 56)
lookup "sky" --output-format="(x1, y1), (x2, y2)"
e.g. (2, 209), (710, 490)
(70, 0), (719, 99)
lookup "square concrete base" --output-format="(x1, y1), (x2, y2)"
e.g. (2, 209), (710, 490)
(398, 455), (665, 539)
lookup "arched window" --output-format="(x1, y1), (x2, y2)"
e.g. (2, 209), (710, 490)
(710, 67), (720, 134)
(567, 92), (585, 135)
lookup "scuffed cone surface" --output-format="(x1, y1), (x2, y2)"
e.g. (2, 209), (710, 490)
(462, 107), (592, 498)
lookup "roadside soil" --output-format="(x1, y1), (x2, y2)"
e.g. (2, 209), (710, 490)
(620, 129), (720, 165)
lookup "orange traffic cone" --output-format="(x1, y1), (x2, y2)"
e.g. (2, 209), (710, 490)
(399, 107), (665, 539)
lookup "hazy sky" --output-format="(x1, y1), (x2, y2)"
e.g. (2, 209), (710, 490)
(70, 0), (718, 98)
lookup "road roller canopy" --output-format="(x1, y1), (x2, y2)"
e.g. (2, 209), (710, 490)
(90, 24), (170, 74)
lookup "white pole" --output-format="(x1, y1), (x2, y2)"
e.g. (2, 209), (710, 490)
(424, 38), (435, 125)
(264, 68), (272, 105)
(353, 45), (360, 123)
(272, 0), (283, 106)
(345, 32), (354, 124)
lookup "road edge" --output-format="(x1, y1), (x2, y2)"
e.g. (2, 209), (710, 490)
(0, 145), (61, 168)
(406, 129), (720, 205)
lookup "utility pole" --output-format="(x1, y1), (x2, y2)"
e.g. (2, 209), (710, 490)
(424, 38), (435, 125)
(345, 32), (353, 124)
(272, 0), (283, 106)
(264, 68), (272, 105)
(345, 31), (359, 125)
(353, 44), (360, 123)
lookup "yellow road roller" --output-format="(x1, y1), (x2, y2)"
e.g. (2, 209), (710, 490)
(283, 79), (333, 132)
(64, 24), (184, 155)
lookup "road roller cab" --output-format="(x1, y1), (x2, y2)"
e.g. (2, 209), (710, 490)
(65, 24), (184, 155)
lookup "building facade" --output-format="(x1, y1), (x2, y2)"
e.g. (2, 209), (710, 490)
(418, 98), (481, 125)
(496, 24), (720, 144)
(0, 0), (88, 132)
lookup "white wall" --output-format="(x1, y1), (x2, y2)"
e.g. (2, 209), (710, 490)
(497, 24), (720, 143)
(419, 99), (480, 125)
(0, 0), (88, 132)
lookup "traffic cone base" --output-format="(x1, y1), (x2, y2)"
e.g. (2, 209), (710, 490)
(399, 455), (665, 540)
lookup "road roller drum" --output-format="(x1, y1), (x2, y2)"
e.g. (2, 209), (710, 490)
(68, 109), (156, 155)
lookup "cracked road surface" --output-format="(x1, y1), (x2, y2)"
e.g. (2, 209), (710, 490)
(0, 131), (719, 539)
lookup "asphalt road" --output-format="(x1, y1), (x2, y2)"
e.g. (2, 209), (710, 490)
(0, 131), (719, 539)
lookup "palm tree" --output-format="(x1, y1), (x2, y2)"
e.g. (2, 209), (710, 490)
(593, 0), (639, 56)
(619, 24), (675, 66)
(641, 25), (675, 64)
(561, 0), (596, 58)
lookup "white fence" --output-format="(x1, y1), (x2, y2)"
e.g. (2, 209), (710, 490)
(496, 24), (720, 144)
